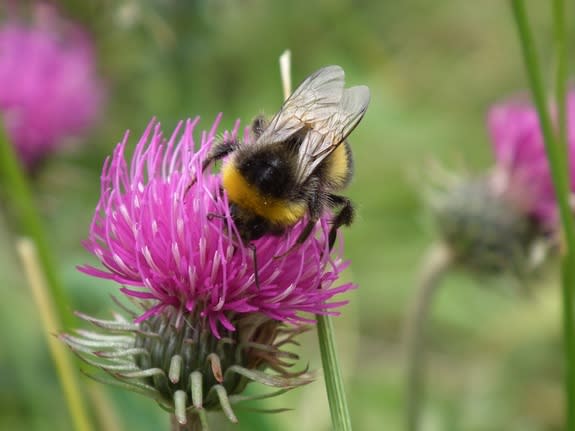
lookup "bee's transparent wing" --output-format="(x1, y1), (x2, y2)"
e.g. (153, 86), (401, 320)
(293, 85), (370, 184)
(259, 65), (346, 144)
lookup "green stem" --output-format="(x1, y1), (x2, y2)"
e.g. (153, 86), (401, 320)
(170, 413), (204, 431)
(0, 123), (73, 329)
(0, 123), (92, 426)
(17, 239), (93, 431)
(510, 1), (575, 429)
(316, 314), (353, 431)
(553, 0), (568, 151)
(553, 2), (575, 427)
(405, 243), (452, 431)
(562, 258), (575, 430)
(56, 0), (98, 30)
(510, 0), (575, 253)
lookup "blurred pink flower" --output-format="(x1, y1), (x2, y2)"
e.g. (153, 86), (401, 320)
(487, 95), (575, 226)
(0, 6), (103, 169)
(79, 116), (354, 337)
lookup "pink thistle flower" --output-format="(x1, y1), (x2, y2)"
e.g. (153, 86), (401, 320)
(79, 116), (354, 337)
(487, 94), (575, 227)
(0, 5), (103, 169)
(428, 95), (574, 279)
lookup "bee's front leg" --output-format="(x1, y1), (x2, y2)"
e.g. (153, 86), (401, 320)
(185, 138), (239, 195)
(202, 137), (239, 172)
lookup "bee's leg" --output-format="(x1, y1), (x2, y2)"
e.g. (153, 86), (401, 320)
(274, 187), (322, 259)
(296, 181), (324, 244)
(247, 243), (261, 289)
(201, 137), (239, 172)
(327, 194), (355, 250)
(295, 218), (318, 245)
(273, 218), (318, 259)
(185, 138), (239, 194)
(251, 115), (268, 139)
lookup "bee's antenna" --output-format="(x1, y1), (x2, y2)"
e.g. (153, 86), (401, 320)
(248, 243), (261, 290)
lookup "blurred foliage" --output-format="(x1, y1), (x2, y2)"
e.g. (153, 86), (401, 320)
(0, 0), (572, 430)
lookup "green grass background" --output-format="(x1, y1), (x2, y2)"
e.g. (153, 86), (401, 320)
(0, 1), (570, 430)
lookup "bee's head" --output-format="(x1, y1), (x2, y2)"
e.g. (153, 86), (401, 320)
(229, 203), (283, 242)
(235, 147), (295, 197)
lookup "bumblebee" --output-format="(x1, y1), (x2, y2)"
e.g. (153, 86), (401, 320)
(203, 65), (370, 251)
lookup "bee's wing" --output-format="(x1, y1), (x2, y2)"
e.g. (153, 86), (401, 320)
(259, 65), (346, 144)
(294, 85), (370, 184)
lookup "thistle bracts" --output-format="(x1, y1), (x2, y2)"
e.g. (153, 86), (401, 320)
(429, 172), (549, 279)
(62, 302), (314, 428)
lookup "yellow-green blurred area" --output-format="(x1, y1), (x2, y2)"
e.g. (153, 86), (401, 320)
(0, 1), (569, 430)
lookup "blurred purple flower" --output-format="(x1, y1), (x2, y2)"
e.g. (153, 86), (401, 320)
(487, 95), (575, 226)
(0, 5), (103, 169)
(80, 116), (354, 337)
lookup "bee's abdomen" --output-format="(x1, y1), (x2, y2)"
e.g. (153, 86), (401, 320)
(221, 160), (306, 226)
(324, 142), (353, 190)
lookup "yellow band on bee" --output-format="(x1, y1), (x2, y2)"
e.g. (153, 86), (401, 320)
(326, 144), (350, 187)
(222, 163), (306, 225)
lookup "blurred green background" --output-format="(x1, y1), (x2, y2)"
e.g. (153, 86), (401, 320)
(0, 1), (570, 430)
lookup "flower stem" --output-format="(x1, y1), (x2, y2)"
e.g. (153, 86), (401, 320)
(0, 122), (73, 329)
(553, 1), (575, 429)
(0, 121), (93, 427)
(316, 314), (353, 431)
(87, 383), (124, 431)
(562, 260), (575, 430)
(16, 238), (94, 431)
(279, 50), (352, 430)
(510, 1), (575, 429)
(404, 243), (452, 431)
(170, 413), (204, 431)
(553, 0), (568, 150)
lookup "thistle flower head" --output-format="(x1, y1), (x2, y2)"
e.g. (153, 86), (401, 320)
(487, 94), (575, 226)
(80, 116), (354, 337)
(66, 115), (355, 427)
(0, 4), (103, 169)
(425, 94), (575, 278)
